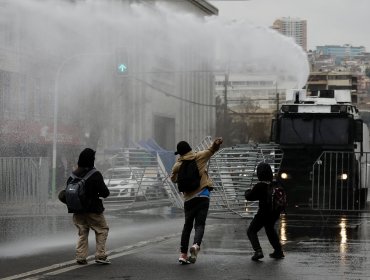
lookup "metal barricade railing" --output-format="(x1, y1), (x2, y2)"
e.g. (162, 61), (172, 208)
(103, 147), (180, 210)
(312, 151), (370, 211)
(158, 154), (183, 208)
(207, 143), (283, 217)
(103, 139), (283, 217)
(0, 157), (49, 214)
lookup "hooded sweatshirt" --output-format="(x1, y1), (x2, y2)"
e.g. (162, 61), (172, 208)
(171, 141), (221, 201)
(245, 162), (274, 214)
(66, 148), (110, 213)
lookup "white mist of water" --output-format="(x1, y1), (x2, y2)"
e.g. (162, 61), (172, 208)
(0, 0), (310, 156)
(0, 232), (74, 257)
(0, 217), (181, 258)
(6, 0), (309, 94)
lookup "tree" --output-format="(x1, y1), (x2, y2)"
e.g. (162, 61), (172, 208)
(59, 63), (115, 152)
(365, 67), (370, 79)
(216, 95), (233, 145)
(226, 97), (272, 144)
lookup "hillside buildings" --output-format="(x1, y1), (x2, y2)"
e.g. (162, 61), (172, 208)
(317, 44), (366, 59)
(308, 44), (370, 108)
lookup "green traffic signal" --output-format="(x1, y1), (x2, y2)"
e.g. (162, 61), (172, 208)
(118, 64), (127, 73)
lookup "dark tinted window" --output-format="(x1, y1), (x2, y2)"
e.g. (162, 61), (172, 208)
(280, 118), (314, 144)
(279, 117), (350, 145)
(315, 118), (349, 145)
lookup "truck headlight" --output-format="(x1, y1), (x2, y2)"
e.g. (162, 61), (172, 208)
(280, 172), (288, 180)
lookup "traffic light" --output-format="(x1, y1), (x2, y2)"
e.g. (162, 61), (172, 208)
(118, 63), (128, 74)
(116, 47), (129, 76)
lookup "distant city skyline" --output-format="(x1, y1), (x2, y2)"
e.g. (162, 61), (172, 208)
(210, 0), (370, 52)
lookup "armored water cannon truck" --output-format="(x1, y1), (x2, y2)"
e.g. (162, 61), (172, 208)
(271, 89), (370, 210)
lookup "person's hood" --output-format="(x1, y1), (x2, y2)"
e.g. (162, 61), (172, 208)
(78, 148), (95, 168)
(177, 151), (196, 161)
(256, 162), (273, 182)
(174, 141), (192, 156)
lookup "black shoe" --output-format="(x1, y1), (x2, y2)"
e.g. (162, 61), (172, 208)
(76, 259), (88, 265)
(251, 250), (264, 261)
(269, 251), (285, 259)
(95, 257), (111, 264)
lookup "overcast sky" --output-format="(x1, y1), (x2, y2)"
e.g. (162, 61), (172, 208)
(210, 0), (370, 51)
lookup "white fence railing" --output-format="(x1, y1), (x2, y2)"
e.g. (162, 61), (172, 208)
(0, 157), (49, 214)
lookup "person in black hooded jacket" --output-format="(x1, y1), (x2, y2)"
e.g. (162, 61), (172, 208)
(244, 162), (284, 261)
(67, 148), (111, 265)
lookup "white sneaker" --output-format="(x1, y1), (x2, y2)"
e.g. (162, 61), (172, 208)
(188, 244), (200, 264)
(178, 253), (190, 265)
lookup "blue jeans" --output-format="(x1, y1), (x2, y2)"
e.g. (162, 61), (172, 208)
(180, 197), (210, 254)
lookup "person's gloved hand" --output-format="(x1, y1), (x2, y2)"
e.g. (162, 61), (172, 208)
(214, 137), (223, 146)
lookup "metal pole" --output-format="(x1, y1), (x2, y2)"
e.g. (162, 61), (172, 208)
(224, 73), (229, 142)
(51, 67), (61, 200)
(51, 52), (111, 200)
(276, 81), (279, 114)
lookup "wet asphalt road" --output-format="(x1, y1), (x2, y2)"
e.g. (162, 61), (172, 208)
(1, 207), (370, 280)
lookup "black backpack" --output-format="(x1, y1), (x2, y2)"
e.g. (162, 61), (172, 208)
(65, 168), (97, 213)
(267, 181), (287, 213)
(177, 159), (201, 193)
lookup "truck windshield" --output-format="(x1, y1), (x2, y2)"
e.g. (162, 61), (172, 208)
(279, 117), (350, 145)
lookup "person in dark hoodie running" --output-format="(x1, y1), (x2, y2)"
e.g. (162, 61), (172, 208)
(244, 162), (284, 261)
(171, 137), (223, 264)
(63, 148), (111, 265)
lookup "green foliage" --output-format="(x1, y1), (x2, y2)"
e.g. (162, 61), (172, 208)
(365, 67), (370, 78)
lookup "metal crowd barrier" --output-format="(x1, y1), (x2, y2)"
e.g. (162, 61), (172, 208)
(103, 139), (283, 217)
(312, 151), (370, 211)
(0, 157), (49, 215)
(103, 148), (181, 210)
(206, 142), (283, 217)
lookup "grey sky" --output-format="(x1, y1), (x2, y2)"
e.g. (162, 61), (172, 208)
(210, 0), (370, 51)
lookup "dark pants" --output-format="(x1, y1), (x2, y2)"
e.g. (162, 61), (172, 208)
(180, 197), (210, 254)
(247, 212), (282, 252)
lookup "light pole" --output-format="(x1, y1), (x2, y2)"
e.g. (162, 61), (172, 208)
(50, 60), (218, 199)
(51, 52), (111, 200)
(275, 80), (280, 115)
(223, 73), (229, 144)
(51, 55), (79, 200)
